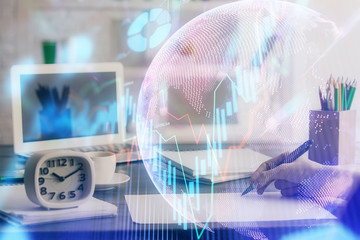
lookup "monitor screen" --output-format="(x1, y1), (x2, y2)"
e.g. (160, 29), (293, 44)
(20, 72), (118, 142)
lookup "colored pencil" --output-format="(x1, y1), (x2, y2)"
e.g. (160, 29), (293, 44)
(347, 82), (357, 110)
(319, 75), (356, 111)
(334, 83), (339, 111)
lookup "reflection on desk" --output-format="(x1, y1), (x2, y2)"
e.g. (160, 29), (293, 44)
(0, 145), (349, 239)
(125, 192), (336, 226)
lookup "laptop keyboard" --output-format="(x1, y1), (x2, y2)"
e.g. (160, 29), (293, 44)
(20, 143), (131, 159)
(70, 143), (129, 153)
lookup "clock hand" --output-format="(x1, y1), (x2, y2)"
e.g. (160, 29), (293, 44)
(63, 167), (82, 180)
(51, 172), (65, 182)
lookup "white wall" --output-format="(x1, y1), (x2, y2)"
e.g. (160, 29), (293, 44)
(0, 0), (359, 144)
(297, 0), (360, 141)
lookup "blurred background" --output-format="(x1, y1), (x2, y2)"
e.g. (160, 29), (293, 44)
(0, 0), (359, 145)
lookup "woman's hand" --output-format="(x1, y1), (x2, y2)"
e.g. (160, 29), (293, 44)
(249, 153), (346, 198)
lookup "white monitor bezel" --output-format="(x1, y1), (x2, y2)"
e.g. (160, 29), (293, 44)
(11, 62), (125, 155)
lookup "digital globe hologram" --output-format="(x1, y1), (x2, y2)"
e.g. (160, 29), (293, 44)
(136, 0), (338, 238)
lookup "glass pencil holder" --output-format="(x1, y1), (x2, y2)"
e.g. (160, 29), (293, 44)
(308, 110), (356, 165)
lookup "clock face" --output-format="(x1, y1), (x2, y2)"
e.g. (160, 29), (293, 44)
(37, 157), (90, 203)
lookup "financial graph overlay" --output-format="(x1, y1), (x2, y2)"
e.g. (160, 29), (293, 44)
(21, 72), (119, 142)
(136, 0), (338, 238)
(124, 84), (137, 130)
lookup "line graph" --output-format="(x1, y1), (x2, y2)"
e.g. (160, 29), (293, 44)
(129, 1), (350, 238)
(212, 73), (269, 179)
(134, 66), (271, 239)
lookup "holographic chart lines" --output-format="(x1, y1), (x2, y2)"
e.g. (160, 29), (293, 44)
(151, 131), (215, 237)
(212, 73), (268, 179)
(136, 70), (270, 239)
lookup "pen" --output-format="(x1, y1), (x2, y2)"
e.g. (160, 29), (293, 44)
(241, 139), (313, 196)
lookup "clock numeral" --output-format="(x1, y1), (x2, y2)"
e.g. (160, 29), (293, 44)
(40, 187), (47, 195)
(38, 177), (45, 185)
(62, 158), (67, 166)
(39, 167), (49, 175)
(47, 160), (55, 168)
(69, 191), (76, 199)
(79, 174), (86, 182)
(59, 192), (66, 200)
(49, 192), (55, 200)
(47, 159), (68, 168)
(77, 162), (84, 170)
(78, 184), (84, 191)
(69, 158), (74, 166)
(56, 158), (67, 167)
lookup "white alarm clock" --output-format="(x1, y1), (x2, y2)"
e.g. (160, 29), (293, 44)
(24, 150), (95, 209)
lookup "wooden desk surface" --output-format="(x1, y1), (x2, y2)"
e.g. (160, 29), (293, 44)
(0, 145), (333, 240)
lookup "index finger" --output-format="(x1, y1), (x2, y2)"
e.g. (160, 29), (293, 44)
(250, 153), (286, 183)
